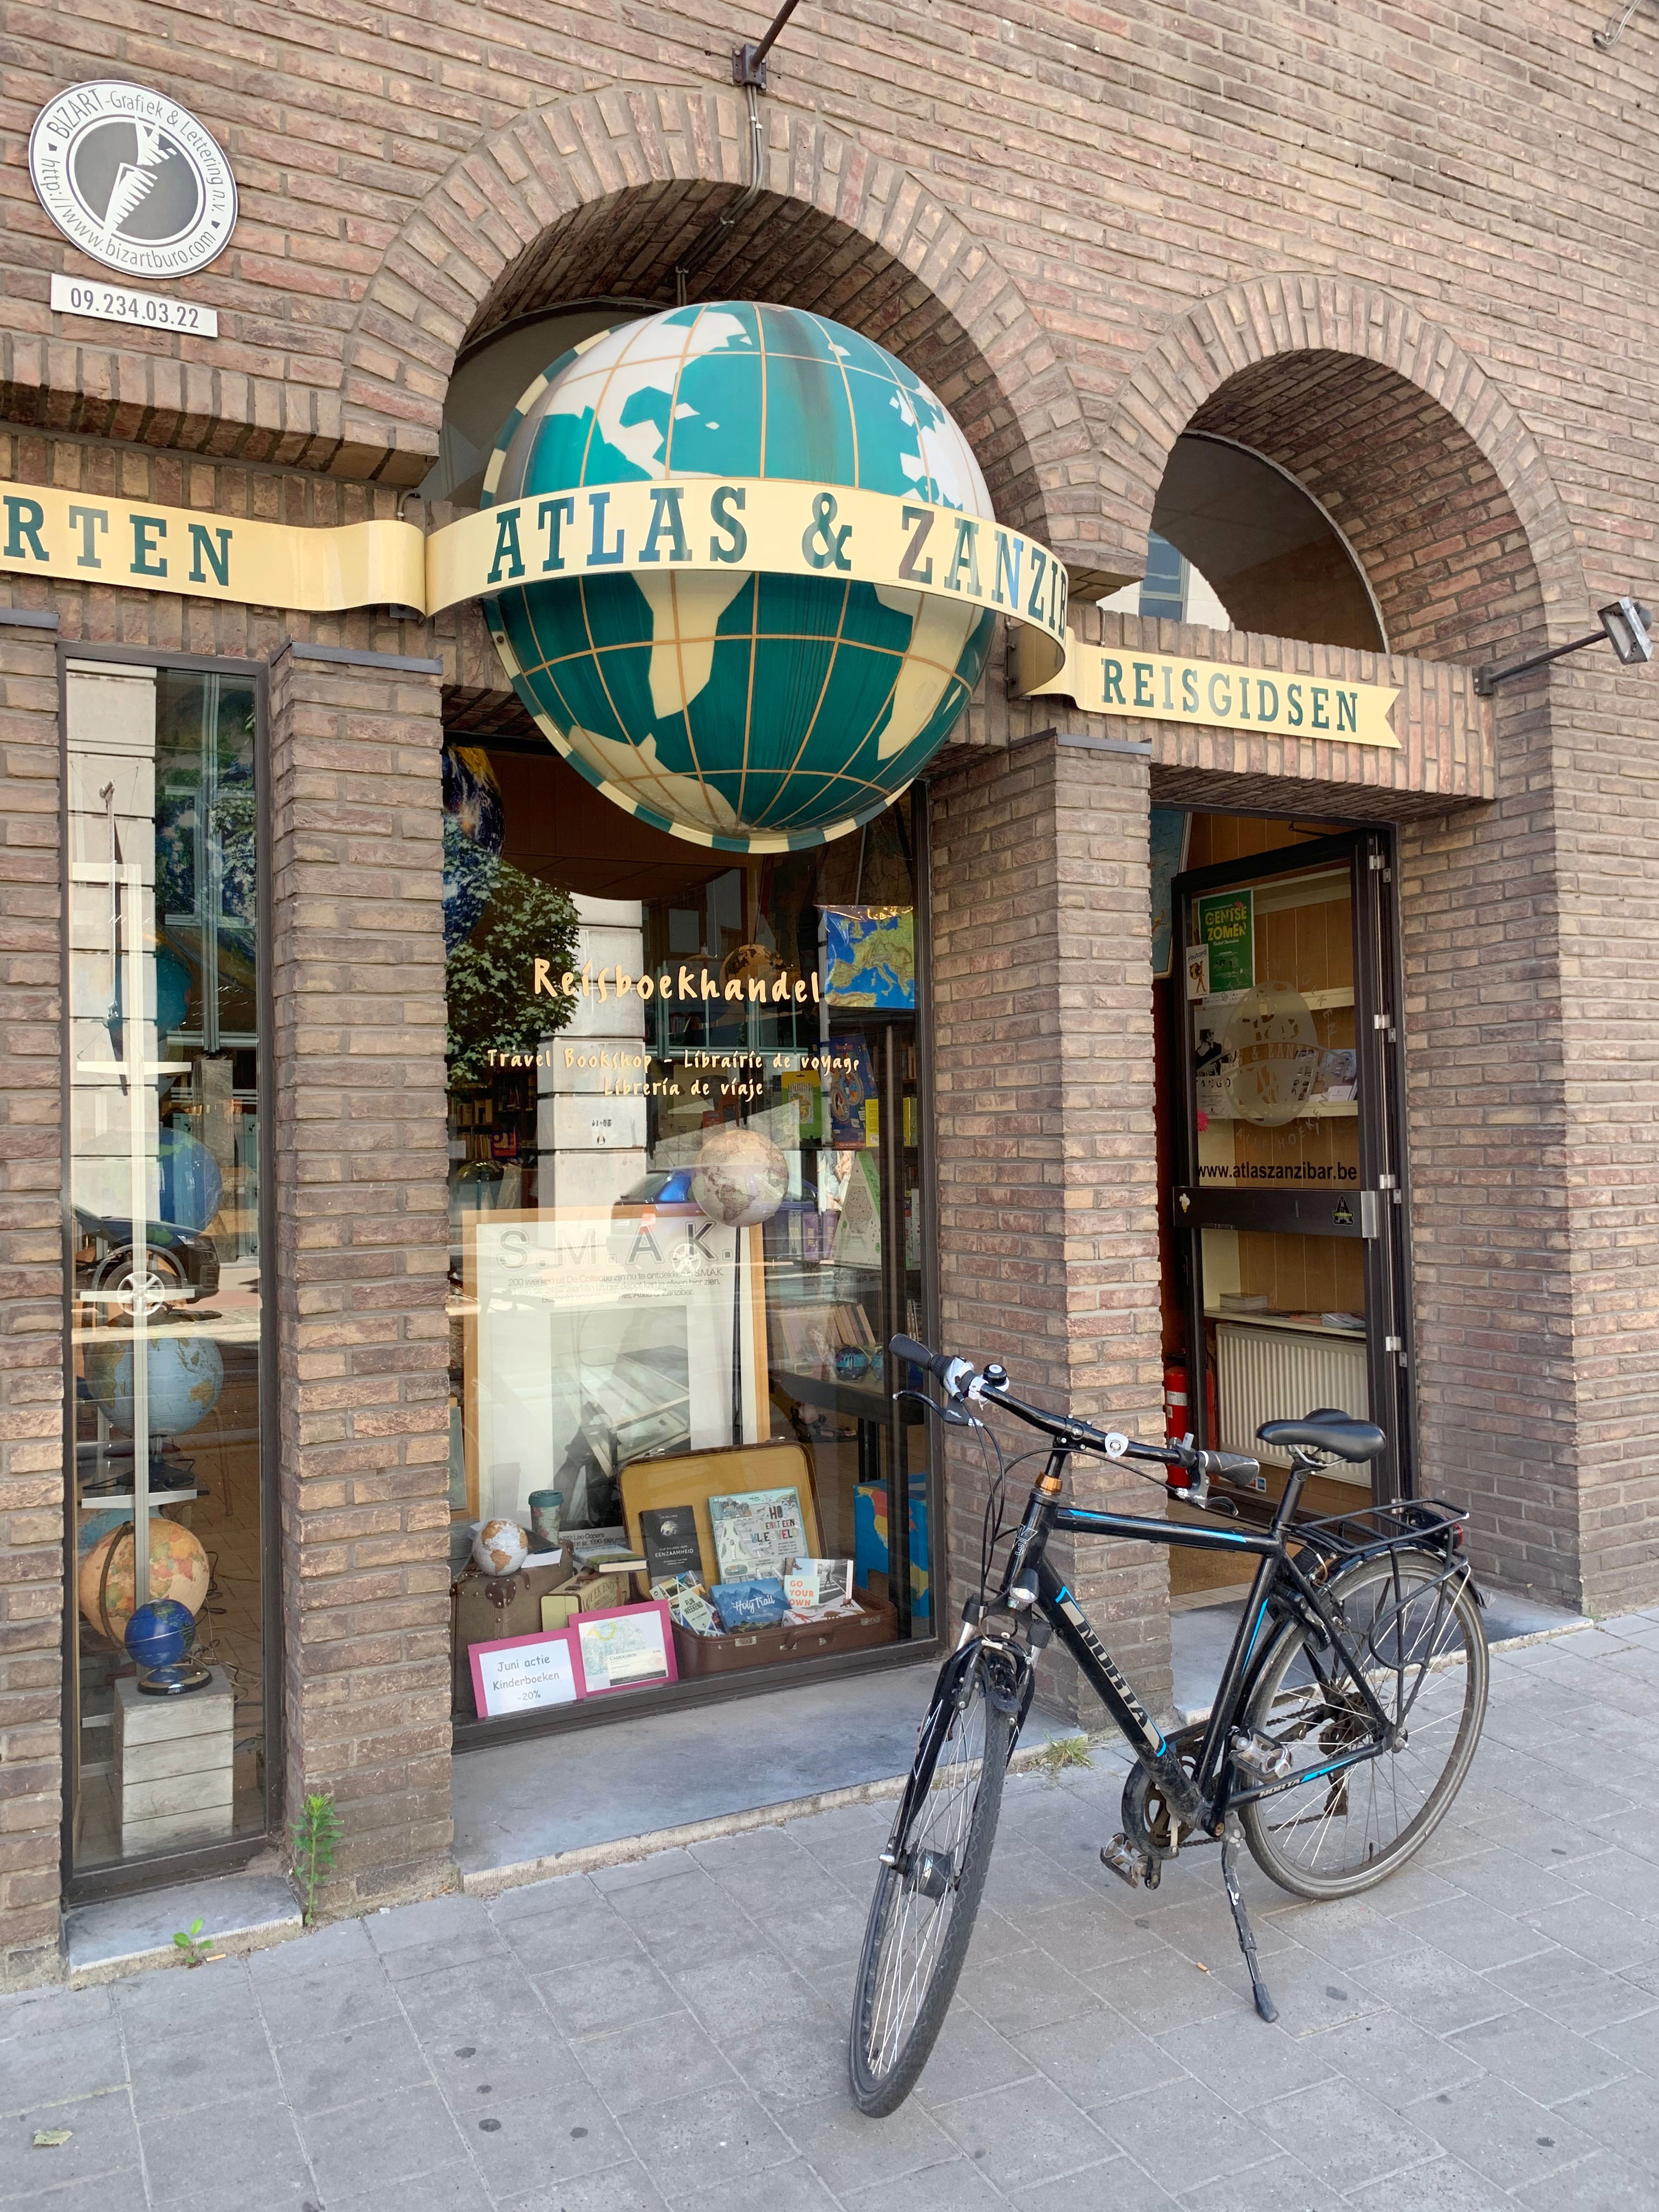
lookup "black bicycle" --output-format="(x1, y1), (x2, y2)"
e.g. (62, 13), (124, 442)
(848, 1334), (1488, 2116)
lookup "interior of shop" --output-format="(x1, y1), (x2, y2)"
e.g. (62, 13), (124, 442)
(443, 738), (934, 1732)
(65, 663), (269, 1876)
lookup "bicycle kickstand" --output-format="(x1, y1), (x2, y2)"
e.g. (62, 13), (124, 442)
(1220, 1818), (1278, 2024)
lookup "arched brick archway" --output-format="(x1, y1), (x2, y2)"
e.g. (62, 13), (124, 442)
(1102, 274), (1585, 657)
(342, 85), (1135, 588)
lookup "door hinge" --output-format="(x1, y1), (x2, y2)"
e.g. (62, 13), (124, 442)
(1377, 1173), (1398, 1190)
(1384, 1334), (1404, 1352)
(1368, 851), (1385, 871)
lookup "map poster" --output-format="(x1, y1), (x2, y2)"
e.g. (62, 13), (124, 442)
(1149, 808), (1191, 980)
(572, 1601), (676, 1695)
(820, 905), (916, 1008)
(1195, 890), (1255, 997)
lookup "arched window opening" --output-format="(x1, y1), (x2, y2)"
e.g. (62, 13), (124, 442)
(1103, 434), (1385, 653)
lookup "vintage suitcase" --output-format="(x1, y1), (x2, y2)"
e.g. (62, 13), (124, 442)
(451, 1550), (574, 1717)
(670, 1590), (896, 1678)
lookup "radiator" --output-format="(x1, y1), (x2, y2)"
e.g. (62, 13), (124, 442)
(1216, 1321), (1370, 1482)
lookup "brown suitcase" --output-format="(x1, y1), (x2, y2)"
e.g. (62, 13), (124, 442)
(670, 1590), (897, 1678)
(452, 1551), (575, 1717)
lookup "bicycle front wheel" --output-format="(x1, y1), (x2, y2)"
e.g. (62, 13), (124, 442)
(1239, 1548), (1487, 1901)
(848, 1654), (1011, 2115)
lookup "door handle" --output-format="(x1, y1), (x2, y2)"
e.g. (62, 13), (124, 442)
(1360, 1190), (1381, 1239)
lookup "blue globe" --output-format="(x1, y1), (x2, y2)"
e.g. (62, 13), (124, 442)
(93, 1333), (224, 1440)
(125, 1597), (196, 1673)
(483, 303), (996, 852)
(442, 744), (505, 950)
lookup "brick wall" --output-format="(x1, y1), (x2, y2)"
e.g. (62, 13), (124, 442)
(0, 613), (64, 1988)
(930, 735), (1170, 1724)
(268, 643), (454, 1912)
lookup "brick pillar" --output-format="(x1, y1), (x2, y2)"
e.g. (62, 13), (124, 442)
(1400, 684), (1580, 1606)
(930, 733), (1170, 1726)
(0, 612), (65, 1989)
(269, 642), (455, 1910)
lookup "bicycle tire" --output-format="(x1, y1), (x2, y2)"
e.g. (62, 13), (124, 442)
(848, 1656), (1011, 2115)
(1239, 1547), (1487, 1901)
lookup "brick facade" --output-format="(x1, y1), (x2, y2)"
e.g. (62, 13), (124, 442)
(0, 612), (65, 1989)
(1, 0), (1657, 1974)
(931, 736), (1170, 1721)
(268, 643), (454, 1911)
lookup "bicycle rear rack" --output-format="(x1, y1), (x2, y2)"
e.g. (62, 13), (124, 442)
(1292, 1497), (1469, 1574)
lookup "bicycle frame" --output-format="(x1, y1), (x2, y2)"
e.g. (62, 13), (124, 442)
(999, 1442), (1409, 1839)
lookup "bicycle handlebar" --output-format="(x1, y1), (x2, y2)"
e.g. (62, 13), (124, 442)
(889, 1334), (1261, 1492)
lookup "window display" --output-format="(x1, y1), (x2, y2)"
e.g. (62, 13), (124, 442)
(445, 742), (933, 1727)
(64, 660), (270, 1872)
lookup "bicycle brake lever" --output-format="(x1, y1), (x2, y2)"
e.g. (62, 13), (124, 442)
(893, 1387), (972, 1428)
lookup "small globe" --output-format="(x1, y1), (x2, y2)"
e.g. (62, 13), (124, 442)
(78, 1516), (211, 1641)
(473, 1519), (531, 1577)
(93, 1334), (224, 1439)
(442, 744), (505, 951)
(483, 302), (996, 851)
(125, 1597), (196, 1673)
(692, 1126), (789, 1228)
(1225, 985), (1322, 1127)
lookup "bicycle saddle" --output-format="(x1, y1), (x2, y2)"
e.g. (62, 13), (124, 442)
(1257, 1411), (1386, 1462)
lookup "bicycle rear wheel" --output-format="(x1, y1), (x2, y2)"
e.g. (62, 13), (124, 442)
(1239, 1548), (1487, 1901)
(848, 1654), (1011, 2116)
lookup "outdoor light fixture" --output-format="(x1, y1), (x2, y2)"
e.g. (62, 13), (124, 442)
(1474, 597), (1654, 696)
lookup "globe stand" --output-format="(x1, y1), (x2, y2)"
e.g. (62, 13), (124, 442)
(136, 1660), (212, 1697)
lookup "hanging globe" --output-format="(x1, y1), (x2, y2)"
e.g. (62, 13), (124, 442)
(483, 303), (997, 851)
(692, 1125), (789, 1228)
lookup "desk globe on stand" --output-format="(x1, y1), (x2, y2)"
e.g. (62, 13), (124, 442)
(125, 1596), (210, 1696)
(482, 302), (997, 852)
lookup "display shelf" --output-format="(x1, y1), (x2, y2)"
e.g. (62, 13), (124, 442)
(76, 1488), (204, 1510)
(1205, 1308), (1366, 1340)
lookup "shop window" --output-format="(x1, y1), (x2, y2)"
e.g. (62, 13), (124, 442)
(65, 662), (270, 1875)
(1102, 434), (1384, 652)
(446, 743), (933, 1728)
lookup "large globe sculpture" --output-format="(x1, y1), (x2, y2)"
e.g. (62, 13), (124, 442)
(483, 303), (997, 851)
(692, 1125), (789, 1228)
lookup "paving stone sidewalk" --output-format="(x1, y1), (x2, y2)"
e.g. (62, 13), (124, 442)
(8, 1609), (1659, 2211)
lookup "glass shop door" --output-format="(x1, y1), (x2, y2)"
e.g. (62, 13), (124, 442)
(1170, 829), (1414, 1522)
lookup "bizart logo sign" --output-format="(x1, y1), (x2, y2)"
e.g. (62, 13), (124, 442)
(29, 82), (236, 278)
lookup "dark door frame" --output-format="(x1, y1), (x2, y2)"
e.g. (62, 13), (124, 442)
(1169, 826), (1416, 1506)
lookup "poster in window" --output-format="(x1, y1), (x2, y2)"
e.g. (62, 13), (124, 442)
(463, 1210), (766, 1535)
(1195, 890), (1254, 1000)
(820, 905), (916, 1008)
(572, 1601), (676, 1695)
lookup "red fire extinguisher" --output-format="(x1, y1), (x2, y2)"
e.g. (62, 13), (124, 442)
(1164, 1361), (1189, 1444)
(1164, 1359), (1218, 1445)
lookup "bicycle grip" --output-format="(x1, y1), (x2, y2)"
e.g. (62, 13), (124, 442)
(889, 1334), (954, 1384)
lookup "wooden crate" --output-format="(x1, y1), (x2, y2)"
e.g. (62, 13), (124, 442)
(112, 1667), (234, 1858)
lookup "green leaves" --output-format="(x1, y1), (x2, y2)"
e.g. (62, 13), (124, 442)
(171, 1916), (210, 1966)
(291, 1791), (344, 1925)
(445, 861), (580, 1088)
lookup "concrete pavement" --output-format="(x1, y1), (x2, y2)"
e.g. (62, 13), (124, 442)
(7, 1607), (1659, 2210)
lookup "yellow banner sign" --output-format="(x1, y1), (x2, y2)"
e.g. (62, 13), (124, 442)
(426, 478), (1069, 657)
(1018, 634), (1400, 749)
(0, 477), (1069, 673)
(0, 484), (424, 612)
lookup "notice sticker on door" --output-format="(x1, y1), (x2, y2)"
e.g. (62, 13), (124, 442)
(1195, 890), (1254, 998)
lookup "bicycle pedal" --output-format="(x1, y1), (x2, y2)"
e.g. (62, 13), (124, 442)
(1100, 1832), (1153, 1889)
(1229, 1728), (1293, 1785)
